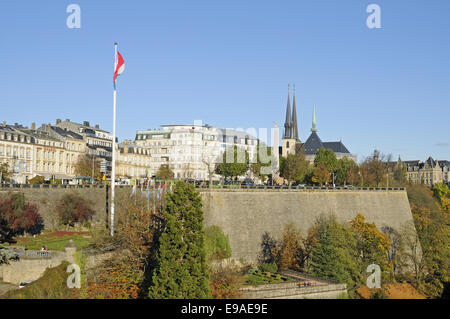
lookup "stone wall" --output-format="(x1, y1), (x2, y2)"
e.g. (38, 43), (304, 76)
(0, 186), (417, 265)
(0, 247), (75, 284)
(201, 189), (415, 263)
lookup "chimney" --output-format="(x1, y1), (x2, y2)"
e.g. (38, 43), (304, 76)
(31, 122), (36, 130)
(56, 119), (61, 124)
(95, 124), (99, 129)
(83, 121), (90, 127)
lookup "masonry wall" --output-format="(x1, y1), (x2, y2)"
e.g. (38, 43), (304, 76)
(201, 189), (415, 263)
(0, 187), (416, 265)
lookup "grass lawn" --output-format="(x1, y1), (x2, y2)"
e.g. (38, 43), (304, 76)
(6, 231), (93, 251)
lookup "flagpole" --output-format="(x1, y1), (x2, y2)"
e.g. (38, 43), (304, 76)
(111, 42), (118, 236)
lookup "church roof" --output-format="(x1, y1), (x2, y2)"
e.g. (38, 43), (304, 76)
(303, 131), (351, 155)
(322, 141), (350, 154)
(302, 131), (324, 155)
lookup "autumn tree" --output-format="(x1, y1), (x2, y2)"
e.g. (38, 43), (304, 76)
(274, 223), (304, 271)
(350, 214), (391, 276)
(360, 150), (390, 187)
(86, 192), (155, 299)
(56, 193), (95, 227)
(74, 154), (101, 179)
(406, 184), (450, 297)
(0, 192), (43, 243)
(215, 146), (249, 180)
(156, 164), (174, 180)
(280, 153), (309, 185)
(312, 163), (331, 186)
(149, 182), (210, 298)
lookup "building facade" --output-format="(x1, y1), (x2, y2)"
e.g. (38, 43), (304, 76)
(0, 123), (34, 183)
(116, 140), (152, 180)
(135, 124), (258, 180)
(404, 157), (448, 187)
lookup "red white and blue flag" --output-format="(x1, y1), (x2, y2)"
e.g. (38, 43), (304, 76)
(114, 51), (125, 86)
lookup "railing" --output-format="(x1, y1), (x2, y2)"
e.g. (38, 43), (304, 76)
(13, 250), (52, 258)
(0, 183), (405, 191)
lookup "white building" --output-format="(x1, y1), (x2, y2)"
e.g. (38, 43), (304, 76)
(135, 124), (259, 180)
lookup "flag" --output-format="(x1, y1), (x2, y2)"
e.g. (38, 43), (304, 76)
(114, 51), (125, 85)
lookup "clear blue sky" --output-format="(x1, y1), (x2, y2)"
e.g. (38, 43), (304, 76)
(2, 0), (449, 162)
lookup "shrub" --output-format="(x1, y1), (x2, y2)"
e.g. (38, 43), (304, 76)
(56, 193), (95, 227)
(0, 192), (44, 243)
(1, 261), (78, 299)
(205, 225), (232, 261)
(259, 262), (278, 274)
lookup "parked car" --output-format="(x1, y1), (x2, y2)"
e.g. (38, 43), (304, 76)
(19, 280), (34, 289)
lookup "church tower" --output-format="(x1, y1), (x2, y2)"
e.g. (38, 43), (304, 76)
(282, 84), (299, 158)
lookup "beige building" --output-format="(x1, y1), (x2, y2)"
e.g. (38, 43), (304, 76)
(36, 124), (86, 179)
(0, 123), (34, 183)
(116, 140), (152, 180)
(405, 157), (444, 187)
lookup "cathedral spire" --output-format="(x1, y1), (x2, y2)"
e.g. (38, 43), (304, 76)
(311, 104), (318, 132)
(291, 84), (299, 140)
(284, 84), (292, 139)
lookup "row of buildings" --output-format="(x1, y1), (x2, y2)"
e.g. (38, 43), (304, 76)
(0, 119), (260, 183)
(1, 88), (448, 185)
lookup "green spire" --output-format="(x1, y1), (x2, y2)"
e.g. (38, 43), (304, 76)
(311, 105), (318, 132)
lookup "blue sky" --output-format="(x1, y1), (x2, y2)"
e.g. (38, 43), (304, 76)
(1, 1), (449, 162)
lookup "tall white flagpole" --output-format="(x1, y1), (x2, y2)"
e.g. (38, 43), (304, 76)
(111, 42), (118, 236)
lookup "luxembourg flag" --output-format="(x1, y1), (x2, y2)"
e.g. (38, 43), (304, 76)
(114, 51), (125, 86)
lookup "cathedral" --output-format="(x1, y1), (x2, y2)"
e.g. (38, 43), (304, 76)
(281, 86), (356, 163)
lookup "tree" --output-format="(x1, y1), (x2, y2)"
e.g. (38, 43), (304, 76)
(279, 153), (309, 184)
(393, 158), (407, 185)
(431, 183), (449, 204)
(149, 182), (210, 298)
(381, 226), (404, 276)
(311, 163), (330, 186)
(314, 148), (338, 173)
(56, 193), (95, 227)
(156, 164), (174, 180)
(309, 216), (360, 296)
(215, 146), (249, 180)
(350, 214), (391, 275)
(250, 144), (276, 182)
(74, 154), (101, 179)
(0, 193), (43, 243)
(360, 150), (389, 187)
(274, 223), (304, 271)
(258, 232), (278, 265)
(0, 162), (12, 183)
(335, 157), (356, 185)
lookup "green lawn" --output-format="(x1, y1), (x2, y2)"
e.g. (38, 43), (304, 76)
(6, 232), (93, 251)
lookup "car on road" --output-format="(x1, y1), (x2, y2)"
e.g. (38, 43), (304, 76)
(19, 280), (34, 289)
